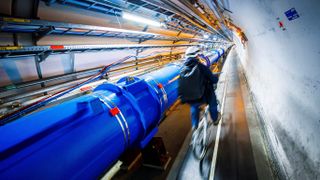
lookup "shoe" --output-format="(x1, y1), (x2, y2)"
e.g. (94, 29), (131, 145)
(213, 112), (222, 126)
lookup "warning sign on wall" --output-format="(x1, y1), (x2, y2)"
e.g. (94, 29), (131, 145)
(285, 8), (300, 21)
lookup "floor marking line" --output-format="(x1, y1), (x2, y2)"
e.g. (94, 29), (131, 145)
(209, 57), (230, 180)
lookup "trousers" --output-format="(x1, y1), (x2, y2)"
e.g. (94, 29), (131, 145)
(190, 93), (218, 128)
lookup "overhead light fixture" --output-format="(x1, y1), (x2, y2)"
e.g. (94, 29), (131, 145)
(203, 34), (209, 39)
(197, 7), (205, 14)
(122, 12), (161, 27)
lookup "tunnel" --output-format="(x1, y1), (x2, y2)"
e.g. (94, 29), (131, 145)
(0, 0), (319, 179)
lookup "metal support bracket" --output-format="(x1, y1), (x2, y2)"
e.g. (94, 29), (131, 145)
(137, 48), (144, 54)
(102, 72), (109, 80)
(138, 38), (144, 44)
(192, 33), (198, 38)
(135, 49), (140, 70)
(142, 25), (149, 32)
(137, 26), (150, 44)
(35, 26), (55, 41)
(173, 40), (180, 44)
(34, 55), (45, 89)
(37, 51), (51, 63)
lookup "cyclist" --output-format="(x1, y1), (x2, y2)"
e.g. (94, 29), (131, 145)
(178, 46), (221, 132)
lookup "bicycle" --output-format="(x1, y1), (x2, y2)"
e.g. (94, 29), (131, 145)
(191, 100), (221, 160)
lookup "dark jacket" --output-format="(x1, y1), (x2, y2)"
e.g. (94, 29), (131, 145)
(184, 57), (219, 103)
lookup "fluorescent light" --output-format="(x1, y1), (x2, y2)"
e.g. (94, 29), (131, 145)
(197, 7), (205, 14)
(122, 12), (161, 27)
(203, 34), (209, 39)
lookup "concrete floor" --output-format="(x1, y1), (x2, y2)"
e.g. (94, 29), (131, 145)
(214, 48), (258, 180)
(114, 104), (192, 180)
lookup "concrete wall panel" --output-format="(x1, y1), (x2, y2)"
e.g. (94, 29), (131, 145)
(228, 0), (320, 178)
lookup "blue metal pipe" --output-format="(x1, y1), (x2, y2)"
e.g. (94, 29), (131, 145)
(207, 50), (221, 64)
(0, 49), (224, 179)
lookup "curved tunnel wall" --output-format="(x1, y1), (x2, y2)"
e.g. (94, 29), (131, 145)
(227, 0), (320, 178)
(0, 50), (224, 179)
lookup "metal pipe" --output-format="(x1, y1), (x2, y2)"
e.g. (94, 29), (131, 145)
(0, 53), (184, 93)
(0, 76), (91, 104)
(1, 50), (182, 104)
(109, 59), (171, 73)
(0, 60), (171, 106)
(1, 60), (168, 100)
(1, 60), (158, 104)
(0, 65), (162, 110)
(0, 67), (102, 93)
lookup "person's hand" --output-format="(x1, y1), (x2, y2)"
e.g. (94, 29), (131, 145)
(213, 72), (223, 76)
(213, 84), (217, 90)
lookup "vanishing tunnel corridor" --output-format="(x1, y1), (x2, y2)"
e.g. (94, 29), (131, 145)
(0, 0), (319, 180)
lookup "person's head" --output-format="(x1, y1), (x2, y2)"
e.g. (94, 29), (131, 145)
(185, 46), (201, 59)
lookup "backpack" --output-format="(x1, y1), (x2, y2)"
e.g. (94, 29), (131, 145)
(178, 63), (205, 103)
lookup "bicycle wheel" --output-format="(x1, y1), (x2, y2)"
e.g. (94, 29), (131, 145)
(192, 119), (208, 160)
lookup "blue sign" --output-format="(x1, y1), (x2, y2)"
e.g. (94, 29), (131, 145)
(285, 8), (300, 21)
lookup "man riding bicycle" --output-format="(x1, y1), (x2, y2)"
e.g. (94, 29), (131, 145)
(178, 46), (221, 132)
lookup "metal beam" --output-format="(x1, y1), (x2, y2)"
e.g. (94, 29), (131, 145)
(0, 17), (216, 43)
(0, 44), (198, 58)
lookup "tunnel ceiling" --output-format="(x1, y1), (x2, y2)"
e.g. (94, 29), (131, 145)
(42, 0), (232, 41)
